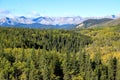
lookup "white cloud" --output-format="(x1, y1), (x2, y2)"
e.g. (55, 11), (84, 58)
(0, 9), (10, 14)
(26, 11), (41, 18)
(32, 11), (40, 16)
(0, 9), (44, 18)
(0, 9), (14, 18)
(0, 9), (17, 18)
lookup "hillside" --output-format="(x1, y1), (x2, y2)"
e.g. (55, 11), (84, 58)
(91, 18), (120, 27)
(79, 26), (120, 56)
(76, 18), (113, 28)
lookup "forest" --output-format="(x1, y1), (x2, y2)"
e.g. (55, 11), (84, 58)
(0, 26), (120, 80)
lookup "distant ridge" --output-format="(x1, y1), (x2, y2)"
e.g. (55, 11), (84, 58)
(91, 18), (120, 27)
(76, 18), (113, 28)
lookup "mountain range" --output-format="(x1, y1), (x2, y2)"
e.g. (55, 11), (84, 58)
(0, 14), (120, 29)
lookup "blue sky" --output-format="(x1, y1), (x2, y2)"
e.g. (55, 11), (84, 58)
(0, 0), (120, 17)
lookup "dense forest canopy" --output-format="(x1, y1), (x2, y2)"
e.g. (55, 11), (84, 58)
(0, 26), (120, 80)
(0, 27), (92, 52)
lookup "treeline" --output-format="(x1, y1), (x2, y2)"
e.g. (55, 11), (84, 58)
(0, 26), (120, 80)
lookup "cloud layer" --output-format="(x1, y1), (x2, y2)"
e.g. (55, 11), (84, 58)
(0, 9), (10, 14)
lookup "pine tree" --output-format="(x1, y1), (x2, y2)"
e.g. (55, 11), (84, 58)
(108, 57), (117, 80)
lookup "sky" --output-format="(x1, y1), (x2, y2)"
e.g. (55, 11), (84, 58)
(0, 0), (120, 18)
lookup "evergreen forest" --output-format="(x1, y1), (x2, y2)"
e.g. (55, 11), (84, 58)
(0, 26), (120, 80)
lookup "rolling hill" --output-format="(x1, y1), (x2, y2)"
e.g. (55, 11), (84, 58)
(76, 18), (113, 28)
(91, 18), (120, 27)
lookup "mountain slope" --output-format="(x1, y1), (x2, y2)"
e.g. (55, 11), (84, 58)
(91, 18), (120, 27)
(76, 18), (113, 28)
